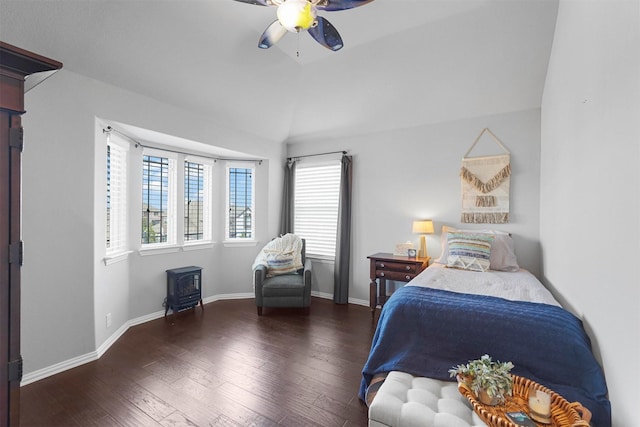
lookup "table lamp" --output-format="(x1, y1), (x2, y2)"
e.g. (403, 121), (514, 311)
(412, 220), (434, 258)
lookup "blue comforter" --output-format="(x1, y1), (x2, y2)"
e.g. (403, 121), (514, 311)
(359, 286), (611, 427)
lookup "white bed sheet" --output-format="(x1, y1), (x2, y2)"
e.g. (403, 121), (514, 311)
(407, 263), (561, 307)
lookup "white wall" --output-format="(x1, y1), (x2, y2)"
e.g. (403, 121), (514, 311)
(287, 109), (543, 302)
(22, 69), (284, 376)
(540, 1), (640, 425)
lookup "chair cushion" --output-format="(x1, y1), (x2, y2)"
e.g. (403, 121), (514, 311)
(261, 274), (305, 297)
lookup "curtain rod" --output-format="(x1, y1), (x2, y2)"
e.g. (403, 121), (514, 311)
(288, 150), (347, 161)
(103, 126), (263, 164)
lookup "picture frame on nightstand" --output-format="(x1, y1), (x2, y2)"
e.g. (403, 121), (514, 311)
(394, 242), (413, 256)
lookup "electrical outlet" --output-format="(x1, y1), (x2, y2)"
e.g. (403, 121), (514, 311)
(106, 312), (112, 328)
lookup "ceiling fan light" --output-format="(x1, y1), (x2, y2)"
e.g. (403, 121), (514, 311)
(277, 0), (317, 33)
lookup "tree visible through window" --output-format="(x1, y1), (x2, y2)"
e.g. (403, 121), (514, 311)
(227, 165), (254, 239)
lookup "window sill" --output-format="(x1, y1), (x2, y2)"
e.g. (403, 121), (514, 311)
(103, 251), (133, 266)
(183, 241), (215, 251)
(223, 240), (258, 248)
(138, 245), (180, 256)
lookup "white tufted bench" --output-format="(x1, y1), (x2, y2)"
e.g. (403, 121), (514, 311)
(368, 371), (489, 427)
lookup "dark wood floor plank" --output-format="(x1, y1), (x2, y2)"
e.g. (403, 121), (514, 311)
(313, 392), (369, 425)
(135, 376), (249, 427)
(20, 297), (376, 426)
(73, 377), (163, 427)
(18, 385), (67, 425)
(278, 411), (334, 427)
(140, 375), (279, 427)
(114, 380), (177, 422)
(158, 411), (203, 427)
(41, 375), (115, 426)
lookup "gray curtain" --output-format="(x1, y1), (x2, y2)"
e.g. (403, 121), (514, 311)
(333, 155), (352, 304)
(280, 159), (295, 235)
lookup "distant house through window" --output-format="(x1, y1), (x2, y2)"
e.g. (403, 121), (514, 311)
(184, 159), (212, 242)
(226, 163), (255, 240)
(142, 152), (176, 245)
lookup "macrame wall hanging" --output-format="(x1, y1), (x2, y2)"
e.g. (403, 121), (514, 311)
(460, 128), (511, 224)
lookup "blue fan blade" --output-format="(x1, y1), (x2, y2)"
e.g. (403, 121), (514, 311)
(232, 0), (274, 6)
(259, 20), (287, 49)
(318, 0), (374, 12)
(308, 16), (343, 51)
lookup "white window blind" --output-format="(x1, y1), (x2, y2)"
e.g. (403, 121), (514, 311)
(106, 134), (129, 255)
(294, 160), (341, 259)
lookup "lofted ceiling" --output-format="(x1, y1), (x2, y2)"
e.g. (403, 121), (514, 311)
(0, 0), (559, 144)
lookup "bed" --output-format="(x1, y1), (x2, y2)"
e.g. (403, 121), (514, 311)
(359, 230), (611, 427)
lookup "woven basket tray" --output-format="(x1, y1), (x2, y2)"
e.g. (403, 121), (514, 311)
(457, 375), (591, 427)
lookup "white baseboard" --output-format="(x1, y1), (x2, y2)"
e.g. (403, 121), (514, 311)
(311, 290), (334, 300)
(21, 292), (369, 386)
(311, 290), (369, 307)
(348, 296), (369, 307)
(21, 351), (98, 386)
(203, 292), (253, 304)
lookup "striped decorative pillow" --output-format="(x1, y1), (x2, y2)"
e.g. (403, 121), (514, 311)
(446, 233), (495, 272)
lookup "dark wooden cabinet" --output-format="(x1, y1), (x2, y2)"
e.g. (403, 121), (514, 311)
(367, 252), (430, 319)
(0, 42), (61, 427)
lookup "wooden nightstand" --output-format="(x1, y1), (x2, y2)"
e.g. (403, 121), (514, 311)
(368, 252), (430, 319)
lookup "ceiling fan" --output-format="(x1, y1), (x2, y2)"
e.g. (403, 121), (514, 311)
(233, 0), (374, 51)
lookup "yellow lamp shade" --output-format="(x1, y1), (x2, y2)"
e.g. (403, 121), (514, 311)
(412, 220), (434, 234)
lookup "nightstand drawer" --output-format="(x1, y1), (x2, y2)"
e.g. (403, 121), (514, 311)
(375, 270), (416, 281)
(375, 261), (418, 273)
(368, 253), (431, 319)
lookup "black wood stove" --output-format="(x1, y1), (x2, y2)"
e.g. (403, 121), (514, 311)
(165, 266), (203, 317)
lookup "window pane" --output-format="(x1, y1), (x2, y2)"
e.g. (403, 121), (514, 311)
(294, 161), (341, 258)
(228, 167), (253, 239)
(142, 155), (170, 244)
(185, 161), (204, 241)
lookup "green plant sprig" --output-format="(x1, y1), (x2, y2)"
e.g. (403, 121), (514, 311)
(449, 354), (514, 401)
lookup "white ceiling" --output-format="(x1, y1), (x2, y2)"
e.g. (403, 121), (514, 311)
(0, 0), (559, 144)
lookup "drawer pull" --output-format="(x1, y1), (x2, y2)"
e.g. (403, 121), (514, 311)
(405, 275), (411, 280)
(380, 263), (385, 268)
(380, 272), (385, 277)
(405, 265), (411, 271)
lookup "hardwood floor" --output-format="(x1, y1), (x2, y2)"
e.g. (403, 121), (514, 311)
(19, 297), (377, 427)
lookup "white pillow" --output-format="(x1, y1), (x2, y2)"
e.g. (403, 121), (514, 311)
(436, 226), (519, 272)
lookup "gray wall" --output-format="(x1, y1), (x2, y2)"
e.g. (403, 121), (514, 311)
(540, 1), (639, 425)
(287, 109), (543, 302)
(22, 69), (284, 376)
